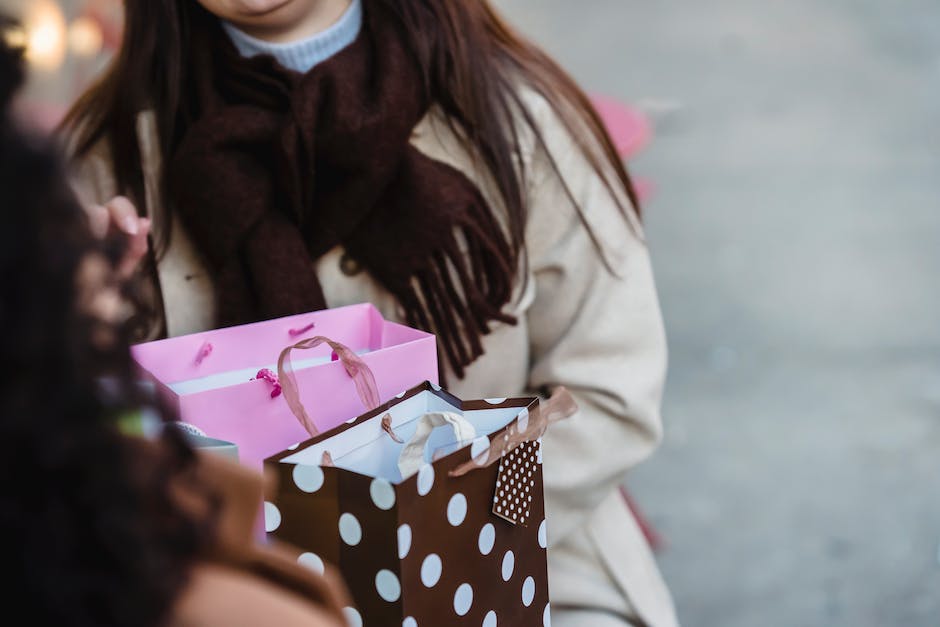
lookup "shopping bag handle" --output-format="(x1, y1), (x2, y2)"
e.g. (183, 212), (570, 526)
(449, 386), (578, 478)
(397, 412), (477, 478)
(277, 336), (381, 437)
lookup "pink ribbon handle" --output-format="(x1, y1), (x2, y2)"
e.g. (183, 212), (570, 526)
(448, 386), (578, 478)
(277, 336), (381, 437)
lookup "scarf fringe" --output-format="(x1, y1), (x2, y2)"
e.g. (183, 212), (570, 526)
(402, 221), (517, 380)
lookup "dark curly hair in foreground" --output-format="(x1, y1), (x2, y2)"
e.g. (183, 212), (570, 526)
(0, 26), (211, 627)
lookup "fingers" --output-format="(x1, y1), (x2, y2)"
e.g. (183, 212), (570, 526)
(86, 196), (151, 278)
(85, 196), (145, 239)
(105, 196), (141, 235)
(116, 217), (151, 279)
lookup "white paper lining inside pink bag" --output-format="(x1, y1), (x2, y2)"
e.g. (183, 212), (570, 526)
(279, 390), (523, 483)
(167, 347), (372, 395)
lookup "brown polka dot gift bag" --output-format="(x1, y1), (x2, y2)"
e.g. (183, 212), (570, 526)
(264, 360), (576, 627)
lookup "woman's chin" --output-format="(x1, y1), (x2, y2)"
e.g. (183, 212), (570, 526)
(228, 0), (322, 37)
(230, 0), (295, 18)
(194, 0), (296, 21)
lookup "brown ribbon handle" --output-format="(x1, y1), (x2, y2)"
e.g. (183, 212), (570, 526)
(277, 336), (382, 437)
(448, 386), (578, 477)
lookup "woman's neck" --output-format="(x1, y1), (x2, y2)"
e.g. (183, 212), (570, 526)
(223, 0), (362, 73)
(233, 0), (353, 43)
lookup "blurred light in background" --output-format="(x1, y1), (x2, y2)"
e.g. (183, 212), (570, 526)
(22, 0), (67, 71)
(68, 15), (102, 58)
(0, 0), (121, 131)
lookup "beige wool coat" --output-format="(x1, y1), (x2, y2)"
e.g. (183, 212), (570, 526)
(71, 89), (679, 627)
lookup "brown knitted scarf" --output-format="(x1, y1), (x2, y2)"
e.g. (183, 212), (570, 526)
(168, 4), (516, 378)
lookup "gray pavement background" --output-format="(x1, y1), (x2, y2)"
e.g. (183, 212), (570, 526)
(496, 1), (940, 625)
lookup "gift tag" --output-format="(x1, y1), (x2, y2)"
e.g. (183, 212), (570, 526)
(492, 440), (540, 526)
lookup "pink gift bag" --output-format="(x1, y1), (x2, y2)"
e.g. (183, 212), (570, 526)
(131, 304), (438, 470)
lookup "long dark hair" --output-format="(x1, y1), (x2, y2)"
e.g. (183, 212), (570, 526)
(63, 0), (638, 263)
(0, 34), (211, 627)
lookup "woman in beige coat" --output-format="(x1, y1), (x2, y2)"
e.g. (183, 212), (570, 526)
(66, 1), (678, 625)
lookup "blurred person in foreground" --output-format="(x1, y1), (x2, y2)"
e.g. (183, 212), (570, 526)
(63, 1), (678, 625)
(0, 30), (349, 627)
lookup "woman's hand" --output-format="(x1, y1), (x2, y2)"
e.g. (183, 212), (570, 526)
(85, 196), (151, 279)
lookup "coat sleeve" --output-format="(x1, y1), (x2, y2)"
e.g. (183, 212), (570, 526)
(522, 95), (668, 546)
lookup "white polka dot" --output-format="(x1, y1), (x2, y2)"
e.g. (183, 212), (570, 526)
(298, 552), (324, 574)
(538, 520), (548, 549)
(501, 550), (515, 581)
(403, 618), (418, 627)
(421, 554), (442, 587)
(375, 569), (401, 602)
(470, 436), (490, 462)
(339, 513), (362, 546)
(287, 442), (300, 451)
(485, 398), (507, 405)
(398, 524), (412, 559)
(370, 478), (396, 510)
(264, 502), (281, 532)
(417, 463), (435, 496)
(447, 493), (468, 526)
(483, 610), (498, 627)
(453, 583), (473, 616)
(292, 464), (324, 493)
(343, 607), (362, 627)
(346, 416), (358, 424)
(397, 390), (407, 398)
(478, 523), (495, 555)
(522, 576), (536, 607)
(543, 603), (551, 626)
